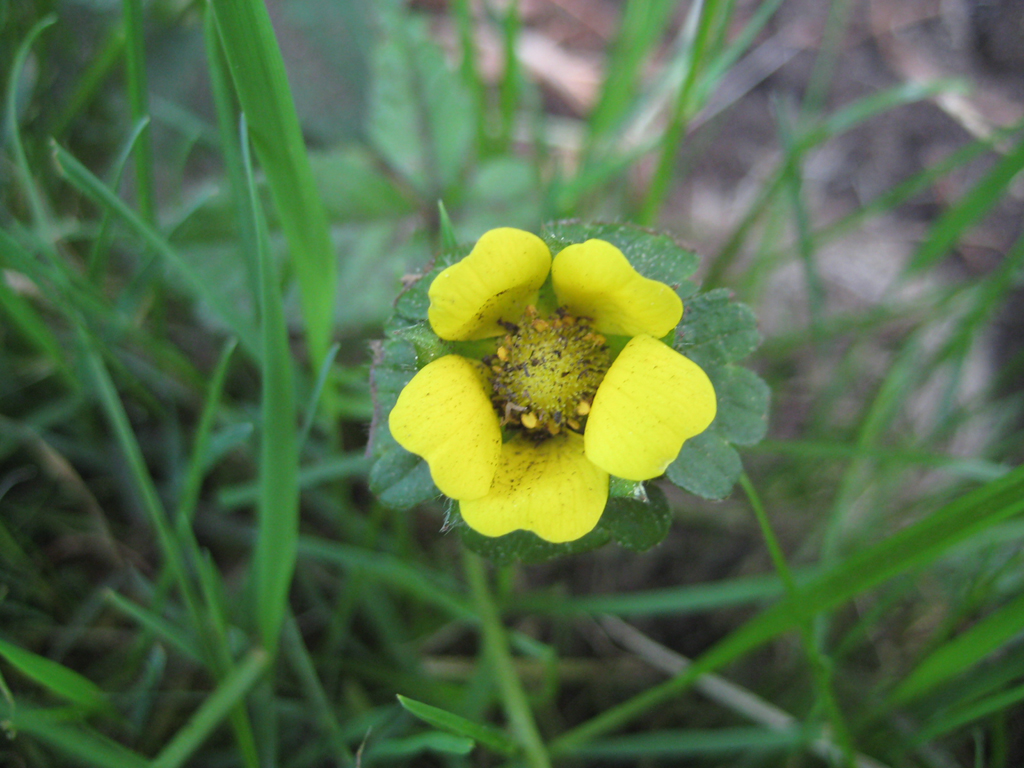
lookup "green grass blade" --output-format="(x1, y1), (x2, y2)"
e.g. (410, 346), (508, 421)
(751, 439), (1010, 481)
(49, 21), (126, 138)
(567, 727), (801, 759)
(76, 325), (206, 645)
(708, 79), (966, 285)
(908, 133), (1024, 273)
(216, 452), (368, 508)
(889, 589), (1024, 707)
(451, 0), (487, 152)
(86, 117), (151, 283)
(740, 473), (855, 763)
(298, 536), (474, 620)
(150, 649), (270, 768)
(4, 708), (148, 768)
(496, 0), (522, 153)
(203, 3), (260, 305)
(0, 263), (70, 384)
(208, 0), (336, 367)
(194, 552), (261, 768)
(550, 464), (1024, 751)
(696, 0), (785, 100)
(465, 553), (551, 768)
(0, 637), (110, 714)
(282, 615), (354, 764)
(515, 571), (790, 617)
(5, 14), (57, 233)
(438, 199), (458, 251)
(638, 0), (724, 224)
(240, 117), (299, 655)
(398, 694), (518, 756)
(587, 0), (676, 144)
(121, 0), (155, 224)
(175, 336), (238, 525)
(297, 341), (341, 451)
(774, 101), (826, 329)
(920, 680), (1024, 742)
(52, 142), (259, 355)
(103, 590), (203, 665)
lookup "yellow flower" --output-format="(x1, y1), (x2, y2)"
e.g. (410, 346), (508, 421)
(388, 228), (717, 543)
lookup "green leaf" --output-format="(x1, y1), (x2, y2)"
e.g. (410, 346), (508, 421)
(368, 332), (448, 511)
(314, 147), (418, 221)
(397, 694), (517, 755)
(601, 484), (672, 552)
(541, 221), (700, 291)
(460, 157), (543, 239)
(0, 637), (110, 714)
(458, 508), (611, 564)
(708, 366), (770, 446)
(369, 447), (439, 510)
(370, 338), (419, 420)
(674, 288), (761, 369)
(367, 10), (474, 195)
(667, 430), (742, 500)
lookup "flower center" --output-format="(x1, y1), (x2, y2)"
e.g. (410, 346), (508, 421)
(489, 306), (610, 436)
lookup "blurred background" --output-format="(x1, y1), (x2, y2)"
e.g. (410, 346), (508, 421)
(2, 0), (1024, 765)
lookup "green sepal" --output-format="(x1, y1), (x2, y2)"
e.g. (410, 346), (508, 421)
(540, 220), (700, 294)
(455, 483), (672, 563)
(600, 484), (671, 552)
(390, 323), (451, 367)
(394, 245), (470, 322)
(457, 507), (611, 564)
(608, 476), (642, 497)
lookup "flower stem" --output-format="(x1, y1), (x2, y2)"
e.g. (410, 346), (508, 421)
(740, 473), (856, 767)
(463, 551), (552, 768)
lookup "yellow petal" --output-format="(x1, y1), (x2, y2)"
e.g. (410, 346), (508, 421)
(551, 239), (683, 337)
(428, 228), (551, 340)
(460, 432), (608, 543)
(585, 334), (716, 481)
(388, 355), (502, 500)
